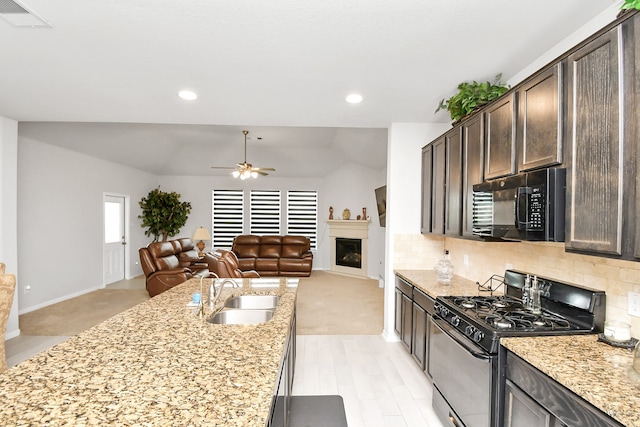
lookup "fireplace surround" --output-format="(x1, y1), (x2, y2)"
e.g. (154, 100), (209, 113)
(326, 219), (370, 278)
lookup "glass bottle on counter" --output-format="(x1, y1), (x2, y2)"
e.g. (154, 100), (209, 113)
(435, 250), (454, 284)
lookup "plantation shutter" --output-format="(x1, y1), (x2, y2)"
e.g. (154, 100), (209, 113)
(212, 190), (244, 248)
(287, 190), (318, 249)
(250, 190), (281, 235)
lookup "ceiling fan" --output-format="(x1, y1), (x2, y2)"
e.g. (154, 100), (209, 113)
(211, 130), (276, 179)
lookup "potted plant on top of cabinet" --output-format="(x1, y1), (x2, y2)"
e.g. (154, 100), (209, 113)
(435, 73), (510, 123)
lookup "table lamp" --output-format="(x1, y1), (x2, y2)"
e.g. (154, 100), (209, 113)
(192, 226), (212, 257)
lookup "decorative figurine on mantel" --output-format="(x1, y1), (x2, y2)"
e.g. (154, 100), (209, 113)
(329, 206), (334, 220)
(342, 208), (351, 220)
(362, 207), (367, 220)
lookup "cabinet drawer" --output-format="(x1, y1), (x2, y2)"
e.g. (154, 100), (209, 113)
(413, 288), (434, 315)
(395, 276), (413, 297)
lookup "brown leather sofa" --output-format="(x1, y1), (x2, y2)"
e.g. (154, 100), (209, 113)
(214, 235), (313, 277)
(139, 238), (210, 297)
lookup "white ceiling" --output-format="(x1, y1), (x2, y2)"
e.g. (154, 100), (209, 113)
(0, 0), (616, 177)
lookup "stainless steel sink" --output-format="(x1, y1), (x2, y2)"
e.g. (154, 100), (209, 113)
(208, 309), (275, 325)
(224, 295), (280, 310)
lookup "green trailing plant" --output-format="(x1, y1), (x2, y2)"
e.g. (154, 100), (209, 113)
(435, 73), (510, 123)
(621, 0), (640, 11)
(138, 188), (192, 242)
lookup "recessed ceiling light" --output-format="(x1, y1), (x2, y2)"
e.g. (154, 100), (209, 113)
(178, 90), (198, 101)
(345, 94), (363, 104)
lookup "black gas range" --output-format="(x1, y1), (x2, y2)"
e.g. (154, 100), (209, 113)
(434, 269), (605, 354)
(429, 270), (606, 427)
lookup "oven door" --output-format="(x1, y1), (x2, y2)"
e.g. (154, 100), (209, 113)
(429, 316), (497, 427)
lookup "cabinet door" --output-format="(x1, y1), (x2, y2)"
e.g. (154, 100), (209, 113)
(504, 380), (553, 427)
(566, 26), (623, 255)
(431, 137), (446, 234)
(401, 293), (412, 351)
(445, 127), (463, 236)
(421, 145), (433, 234)
(517, 63), (563, 172)
(462, 114), (484, 237)
(394, 288), (402, 336)
(411, 302), (426, 370)
(485, 92), (517, 180)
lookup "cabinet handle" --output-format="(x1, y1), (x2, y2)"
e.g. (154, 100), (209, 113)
(449, 414), (460, 427)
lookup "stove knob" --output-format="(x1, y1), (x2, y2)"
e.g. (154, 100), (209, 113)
(473, 331), (485, 343)
(440, 306), (449, 317)
(451, 316), (461, 327)
(465, 325), (475, 337)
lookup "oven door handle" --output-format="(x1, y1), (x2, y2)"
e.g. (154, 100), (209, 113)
(433, 316), (492, 362)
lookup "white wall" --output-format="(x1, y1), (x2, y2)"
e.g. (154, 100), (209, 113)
(17, 137), (157, 313)
(158, 161), (388, 278)
(1, 117), (19, 339)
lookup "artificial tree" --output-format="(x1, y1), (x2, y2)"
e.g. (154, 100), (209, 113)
(138, 188), (192, 242)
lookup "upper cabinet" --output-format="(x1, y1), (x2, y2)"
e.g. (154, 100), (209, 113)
(565, 26), (624, 255)
(421, 145), (433, 234)
(431, 137), (446, 235)
(517, 63), (564, 172)
(445, 127), (463, 236)
(462, 114), (484, 238)
(484, 93), (517, 180)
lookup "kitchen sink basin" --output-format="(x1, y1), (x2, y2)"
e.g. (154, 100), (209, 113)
(208, 309), (275, 325)
(224, 295), (280, 310)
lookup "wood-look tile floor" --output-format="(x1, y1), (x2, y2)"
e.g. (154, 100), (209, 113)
(293, 335), (445, 427)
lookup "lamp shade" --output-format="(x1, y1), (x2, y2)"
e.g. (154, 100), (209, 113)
(192, 227), (211, 241)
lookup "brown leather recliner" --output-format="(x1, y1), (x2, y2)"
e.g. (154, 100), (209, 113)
(207, 250), (260, 278)
(139, 238), (209, 297)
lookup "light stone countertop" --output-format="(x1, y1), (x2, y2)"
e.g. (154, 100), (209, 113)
(502, 334), (640, 426)
(394, 269), (502, 299)
(0, 277), (299, 426)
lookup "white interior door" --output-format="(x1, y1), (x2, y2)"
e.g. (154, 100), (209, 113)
(104, 195), (126, 285)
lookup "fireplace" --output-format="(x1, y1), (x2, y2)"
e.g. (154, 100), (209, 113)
(326, 219), (370, 278)
(336, 238), (362, 269)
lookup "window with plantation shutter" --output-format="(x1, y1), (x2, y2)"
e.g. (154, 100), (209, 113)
(287, 190), (318, 249)
(211, 190), (244, 248)
(250, 190), (281, 235)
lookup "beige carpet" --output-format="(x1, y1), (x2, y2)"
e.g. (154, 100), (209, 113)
(296, 271), (384, 335)
(18, 271), (384, 336)
(19, 280), (150, 336)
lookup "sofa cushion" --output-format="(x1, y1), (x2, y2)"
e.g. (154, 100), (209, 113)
(256, 257), (279, 271)
(233, 235), (261, 258)
(259, 235), (282, 258)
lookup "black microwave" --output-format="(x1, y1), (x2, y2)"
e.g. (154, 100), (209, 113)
(472, 168), (566, 242)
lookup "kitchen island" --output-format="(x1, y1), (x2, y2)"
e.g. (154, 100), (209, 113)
(502, 335), (640, 427)
(0, 277), (298, 426)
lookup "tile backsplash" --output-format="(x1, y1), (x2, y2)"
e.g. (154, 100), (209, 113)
(393, 234), (640, 339)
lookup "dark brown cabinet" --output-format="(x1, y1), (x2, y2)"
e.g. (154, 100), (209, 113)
(445, 127), (463, 236)
(462, 114), (484, 237)
(517, 63), (564, 172)
(505, 350), (623, 427)
(411, 302), (426, 369)
(431, 137), (446, 234)
(485, 92), (517, 180)
(394, 276), (413, 351)
(565, 26), (624, 256)
(420, 145), (433, 234)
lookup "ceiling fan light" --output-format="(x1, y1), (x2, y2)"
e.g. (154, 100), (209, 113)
(251, 171), (258, 178)
(232, 170), (240, 178)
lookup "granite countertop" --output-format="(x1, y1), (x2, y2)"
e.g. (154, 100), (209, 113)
(502, 335), (640, 427)
(394, 269), (502, 299)
(0, 277), (299, 426)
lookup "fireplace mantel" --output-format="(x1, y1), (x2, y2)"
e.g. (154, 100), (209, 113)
(326, 219), (371, 278)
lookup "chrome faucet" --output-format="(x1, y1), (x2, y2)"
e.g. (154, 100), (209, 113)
(210, 278), (239, 308)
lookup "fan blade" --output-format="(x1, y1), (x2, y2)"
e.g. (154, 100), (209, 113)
(256, 170), (269, 176)
(252, 167), (276, 171)
(211, 166), (237, 169)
